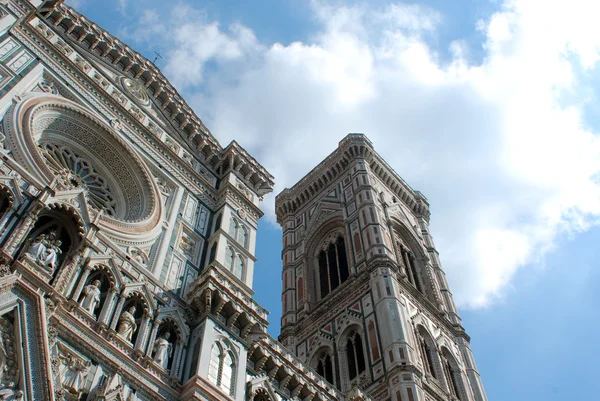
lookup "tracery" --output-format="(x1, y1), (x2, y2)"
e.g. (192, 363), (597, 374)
(317, 234), (349, 299)
(41, 143), (118, 216)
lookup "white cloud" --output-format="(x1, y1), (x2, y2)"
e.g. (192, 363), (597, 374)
(130, 0), (600, 308)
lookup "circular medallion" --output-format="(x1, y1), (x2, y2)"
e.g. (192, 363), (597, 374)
(120, 77), (150, 106)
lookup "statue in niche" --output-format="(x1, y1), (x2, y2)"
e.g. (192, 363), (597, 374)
(28, 232), (54, 261)
(78, 280), (102, 315)
(152, 332), (173, 369)
(117, 306), (137, 342)
(27, 231), (62, 270)
(61, 356), (90, 394)
(43, 239), (62, 270)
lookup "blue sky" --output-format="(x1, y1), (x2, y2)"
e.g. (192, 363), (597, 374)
(67, 1), (600, 399)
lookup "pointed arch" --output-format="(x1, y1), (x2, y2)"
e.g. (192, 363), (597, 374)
(416, 325), (442, 381)
(208, 339), (238, 396)
(309, 345), (338, 387)
(440, 346), (468, 401)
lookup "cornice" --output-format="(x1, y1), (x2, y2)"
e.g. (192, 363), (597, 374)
(11, 21), (218, 207)
(275, 134), (430, 224)
(36, 0), (274, 199)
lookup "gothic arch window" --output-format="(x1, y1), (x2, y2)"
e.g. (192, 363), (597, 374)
(229, 217), (249, 248)
(417, 326), (440, 380)
(223, 245), (245, 281)
(208, 341), (237, 396)
(346, 331), (366, 382)
(187, 335), (202, 380)
(312, 349), (336, 386)
(316, 234), (349, 299)
(225, 247), (235, 270)
(441, 347), (466, 400)
(393, 230), (429, 297)
(229, 218), (238, 238)
(213, 213), (222, 235)
(316, 353), (335, 384)
(233, 254), (244, 280)
(208, 242), (217, 264)
(238, 226), (248, 248)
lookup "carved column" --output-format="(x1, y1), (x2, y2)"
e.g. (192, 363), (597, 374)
(171, 341), (184, 377)
(55, 248), (84, 294)
(109, 295), (127, 330)
(134, 313), (153, 351)
(0, 208), (15, 239)
(71, 265), (93, 302)
(424, 260), (444, 311)
(3, 204), (44, 256)
(338, 345), (349, 391)
(98, 288), (118, 327)
(145, 318), (161, 356)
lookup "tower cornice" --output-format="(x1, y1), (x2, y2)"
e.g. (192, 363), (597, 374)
(275, 133), (430, 224)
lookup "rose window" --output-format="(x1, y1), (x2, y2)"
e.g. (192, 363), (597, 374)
(41, 143), (118, 216)
(5, 95), (163, 245)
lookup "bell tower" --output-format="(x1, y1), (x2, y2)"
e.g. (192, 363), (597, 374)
(276, 134), (487, 401)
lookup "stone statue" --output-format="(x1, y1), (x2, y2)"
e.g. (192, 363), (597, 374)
(152, 332), (173, 369)
(27, 231), (62, 270)
(28, 233), (49, 261)
(117, 306), (137, 342)
(43, 239), (62, 270)
(78, 280), (102, 315)
(62, 357), (90, 394)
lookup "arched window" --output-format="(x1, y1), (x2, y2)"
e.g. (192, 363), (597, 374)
(399, 245), (424, 294)
(346, 331), (366, 381)
(225, 247), (235, 270)
(187, 335), (202, 380)
(316, 353), (335, 385)
(442, 349), (463, 400)
(237, 226), (248, 248)
(208, 242), (217, 264)
(208, 343), (221, 383)
(221, 352), (234, 394)
(229, 218), (238, 238)
(213, 213), (222, 235)
(208, 342), (237, 396)
(233, 255), (244, 280)
(317, 235), (349, 299)
(417, 328), (439, 380)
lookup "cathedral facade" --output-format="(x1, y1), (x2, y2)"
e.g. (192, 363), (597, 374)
(0, 1), (487, 401)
